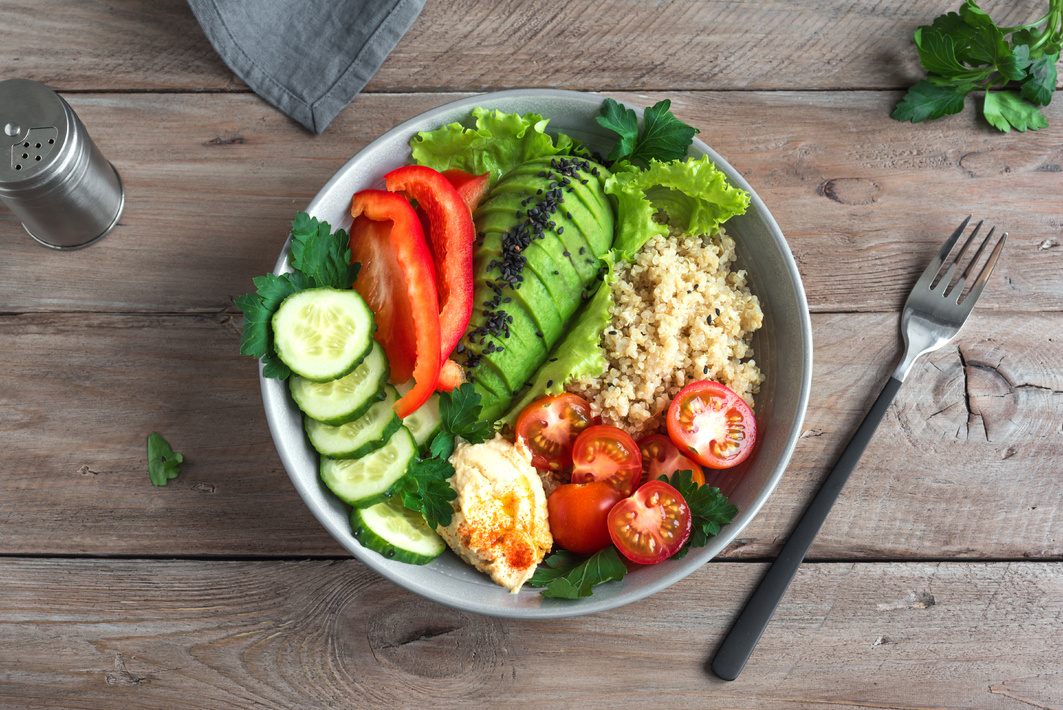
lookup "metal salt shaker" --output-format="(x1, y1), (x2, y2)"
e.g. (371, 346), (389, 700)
(0, 78), (125, 249)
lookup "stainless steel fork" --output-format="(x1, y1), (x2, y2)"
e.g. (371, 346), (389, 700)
(711, 216), (1007, 681)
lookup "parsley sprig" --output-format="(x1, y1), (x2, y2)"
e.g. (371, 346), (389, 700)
(596, 98), (699, 167)
(147, 432), (183, 487)
(397, 382), (490, 529)
(526, 548), (628, 599)
(235, 213), (360, 379)
(893, 0), (1062, 132)
(661, 471), (738, 560)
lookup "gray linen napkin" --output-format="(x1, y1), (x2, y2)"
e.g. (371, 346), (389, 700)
(187, 0), (425, 133)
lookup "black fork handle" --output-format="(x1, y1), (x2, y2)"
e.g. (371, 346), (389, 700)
(710, 375), (903, 681)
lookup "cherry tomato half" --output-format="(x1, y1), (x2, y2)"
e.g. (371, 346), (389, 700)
(571, 425), (642, 496)
(638, 433), (706, 486)
(666, 381), (757, 469)
(515, 393), (593, 471)
(608, 481), (692, 564)
(546, 482), (625, 555)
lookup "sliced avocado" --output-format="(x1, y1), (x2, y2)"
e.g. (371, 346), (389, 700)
(463, 154), (616, 423)
(473, 229), (574, 333)
(474, 274), (562, 347)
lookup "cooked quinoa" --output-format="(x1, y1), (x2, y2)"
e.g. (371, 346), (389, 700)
(571, 227), (764, 437)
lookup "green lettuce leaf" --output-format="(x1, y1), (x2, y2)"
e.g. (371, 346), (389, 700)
(606, 155), (751, 261)
(410, 108), (573, 183)
(498, 256), (617, 427)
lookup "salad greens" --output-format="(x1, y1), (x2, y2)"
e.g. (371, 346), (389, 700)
(399, 382), (489, 529)
(893, 0), (1062, 131)
(662, 470), (738, 560)
(411, 108), (576, 184)
(147, 431), (183, 487)
(526, 547), (628, 599)
(236, 214), (359, 380)
(596, 97), (700, 167)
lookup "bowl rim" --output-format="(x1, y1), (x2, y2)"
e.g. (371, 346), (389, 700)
(260, 88), (813, 618)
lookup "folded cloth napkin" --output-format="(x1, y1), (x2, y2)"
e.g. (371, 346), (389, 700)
(187, 0), (425, 133)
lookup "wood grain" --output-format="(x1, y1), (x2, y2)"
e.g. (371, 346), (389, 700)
(0, 91), (1060, 315)
(2, 311), (1059, 559)
(1, 558), (1061, 709)
(2, 0), (1055, 93)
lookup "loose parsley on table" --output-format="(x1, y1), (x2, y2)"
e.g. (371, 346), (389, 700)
(396, 382), (489, 529)
(893, 0), (1062, 132)
(596, 98), (700, 167)
(147, 432), (183, 487)
(235, 212), (360, 379)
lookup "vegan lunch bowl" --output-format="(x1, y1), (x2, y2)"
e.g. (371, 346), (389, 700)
(252, 89), (812, 619)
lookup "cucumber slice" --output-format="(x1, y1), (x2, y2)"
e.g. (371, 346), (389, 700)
(319, 426), (416, 508)
(395, 380), (443, 449)
(290, 341), (389, 425)
(305, 386), (401, 458)
(351, 498), (445, 565)
(272, 288), (375, 382)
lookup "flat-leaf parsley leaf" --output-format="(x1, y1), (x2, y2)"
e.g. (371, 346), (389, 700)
(236, 213), (359, 379)
(893, 0), (1063, 132)
(596, 98), (699, 167)
(147, 432), (184, 487)
(526, 548), (627, 598)
(661, 470), (738, 560)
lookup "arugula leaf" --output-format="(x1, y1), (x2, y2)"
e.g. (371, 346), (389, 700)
(289, 213), (360, 290)
(526, 548), (627, 598)
(894, 0), (1061, 132)
(147, 432), (183, 487)
(596, 98), (699, 167)
(892, 80), (972, 123)
(983, 90), (1050, 132)
(439, 382), (491, 444)
(662, 470), (738, 559)
(402, 454), (458, 529)
(1021, 52), (1059, 105)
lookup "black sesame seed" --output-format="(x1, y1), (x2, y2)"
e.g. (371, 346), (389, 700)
(716, 308), (722, 316)
(547, 380), (554, 388)
(579, 247), (585, 255)
(563, 250), (570, 257)
(608, 330), (617, 335)
(549, 358), (558, 362)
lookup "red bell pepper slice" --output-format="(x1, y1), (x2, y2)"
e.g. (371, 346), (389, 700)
(384, 165), (475, 363)
(441, 169), (491, 213)
(349, 189), (440, 418)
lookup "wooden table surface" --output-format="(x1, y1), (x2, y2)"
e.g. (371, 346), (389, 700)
(2, 1), (1061, 707)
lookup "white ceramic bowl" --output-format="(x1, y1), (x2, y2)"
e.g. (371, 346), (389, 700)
(261, 90), (812, 618)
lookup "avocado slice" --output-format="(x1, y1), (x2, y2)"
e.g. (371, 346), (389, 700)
(461, 154), (615, 422)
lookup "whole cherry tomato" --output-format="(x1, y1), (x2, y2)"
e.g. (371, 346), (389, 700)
(638, 433), (706, 486)
(608, 481), (692, 564)
(667, 380), (756, 469)
(515, 393), (593, 471)
(571, 425), (642, 496)
(546, 482), (625, 555)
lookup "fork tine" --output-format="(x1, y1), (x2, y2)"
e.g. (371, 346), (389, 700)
(912, 215), (973, 293)
(947, 225), (995, 299)
(959, 231), (1007, 311)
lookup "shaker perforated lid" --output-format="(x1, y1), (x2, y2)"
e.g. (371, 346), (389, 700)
(1, 79), (69, 188)
(0, 78), (124, 249)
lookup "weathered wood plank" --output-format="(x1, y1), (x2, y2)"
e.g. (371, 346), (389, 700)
(1, 0), (1055, 93)
(0, 91), (1059, 314)
(2, 311), (1060, 559)
(1, 558), (1060, 709)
